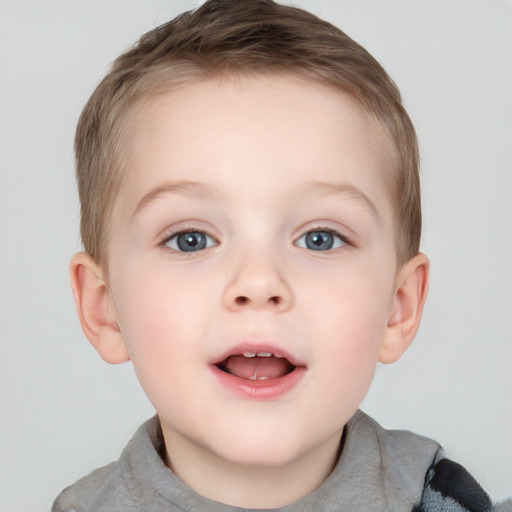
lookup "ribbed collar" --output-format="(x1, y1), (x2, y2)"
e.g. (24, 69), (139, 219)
(118, 410), (440, 511)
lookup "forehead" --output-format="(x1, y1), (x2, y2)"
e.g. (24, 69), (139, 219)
(116, 74), (394, 219)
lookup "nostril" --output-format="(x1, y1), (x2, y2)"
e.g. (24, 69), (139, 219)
(233, 295), (283, 307)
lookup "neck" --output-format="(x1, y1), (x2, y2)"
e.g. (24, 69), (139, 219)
(162, 426), (344, 508)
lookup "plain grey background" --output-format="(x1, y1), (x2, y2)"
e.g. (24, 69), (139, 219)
(1, 1), (511, 510)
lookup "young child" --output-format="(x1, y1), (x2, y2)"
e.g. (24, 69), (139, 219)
(52, 1), (507, 511)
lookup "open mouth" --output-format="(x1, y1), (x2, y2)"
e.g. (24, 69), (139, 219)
(215, 351), (297, 381)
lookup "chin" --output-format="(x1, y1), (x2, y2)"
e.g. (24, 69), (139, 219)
(211, 430), (314, 468)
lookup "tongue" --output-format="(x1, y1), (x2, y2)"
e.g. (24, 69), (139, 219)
(222, 355), (292, 380)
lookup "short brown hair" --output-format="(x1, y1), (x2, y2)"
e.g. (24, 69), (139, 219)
(75, 0), (421, 268)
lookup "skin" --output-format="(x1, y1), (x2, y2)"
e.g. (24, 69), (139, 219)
(71, 74), (429, 508)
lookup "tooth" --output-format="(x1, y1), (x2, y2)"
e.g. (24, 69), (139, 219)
(243, 352), (256, 358)
(256, 352), (272, 357)
(274, 353), (284, 358)
(257, 376), (269, 381)
(249, 375), (257, 380)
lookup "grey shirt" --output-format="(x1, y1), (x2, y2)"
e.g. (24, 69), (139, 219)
(53, 410), (443, 512)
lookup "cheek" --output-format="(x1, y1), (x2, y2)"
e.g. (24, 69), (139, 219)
(111, 262), (207, 370)
(111, 263), (216, 413)
(306, 266), (393, 372)
(313, 279), (389, 415)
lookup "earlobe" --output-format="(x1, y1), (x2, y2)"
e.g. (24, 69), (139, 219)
(379, 253), (429, 364)
(70, 252), (130, 364)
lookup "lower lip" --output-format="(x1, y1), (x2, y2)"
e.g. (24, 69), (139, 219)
(211, 365), (306, 399)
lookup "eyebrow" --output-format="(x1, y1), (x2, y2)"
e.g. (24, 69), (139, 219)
(132, 180), (216, 218)
(297, 180), (380, 221)
(132, 179), (380, 220)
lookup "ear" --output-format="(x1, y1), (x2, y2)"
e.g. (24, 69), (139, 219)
(379, 253), (429, 364)
(70, 252), (130, 364)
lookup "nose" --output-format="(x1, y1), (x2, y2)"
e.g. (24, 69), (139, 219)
(222, 250), (294, 312)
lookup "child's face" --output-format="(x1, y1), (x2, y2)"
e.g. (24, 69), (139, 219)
(107, 75), (399, 470)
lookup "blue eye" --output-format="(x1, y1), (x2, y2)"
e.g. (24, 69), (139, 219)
(165, 231), (217, 252)
(296, 230), (347, 251)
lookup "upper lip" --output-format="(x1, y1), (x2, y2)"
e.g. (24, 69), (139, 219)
(211, 343), (306, 367)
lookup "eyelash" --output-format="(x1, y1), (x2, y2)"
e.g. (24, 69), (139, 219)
(159, 226), (351, 253)
(160, 228), (218, 253)
(295, 227), (351, 251)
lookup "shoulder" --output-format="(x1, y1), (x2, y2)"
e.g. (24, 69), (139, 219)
(350, 410), (440, 452)
(317, 411), (443, 510)
(345, 411), (498, 511)
(347, 410), (443, 488)
(413, 457), (495, 512)
(52, 417), (164, 512)
(350, 413), (498, 512)
(52, 462), (124, 512)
